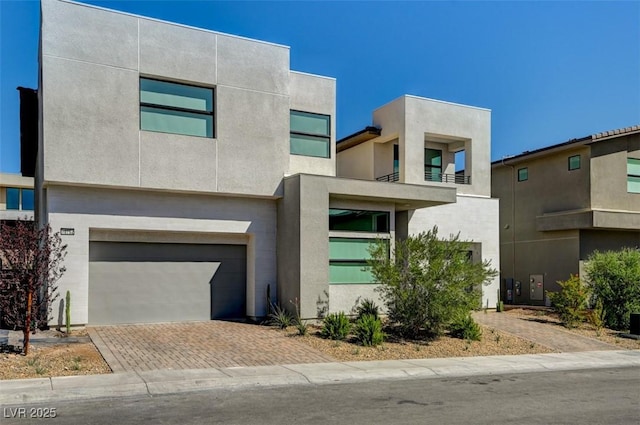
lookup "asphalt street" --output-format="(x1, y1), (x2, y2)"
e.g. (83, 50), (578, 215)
(3, 367), (639, 425)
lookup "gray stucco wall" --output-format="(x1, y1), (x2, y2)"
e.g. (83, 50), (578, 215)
(40, 0), (295, 198)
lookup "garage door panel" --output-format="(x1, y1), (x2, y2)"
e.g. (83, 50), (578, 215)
(89, 242), (246, 324)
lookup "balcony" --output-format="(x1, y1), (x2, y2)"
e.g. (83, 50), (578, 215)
(375, 171), (470, 184)
(425, 171), (471, 184)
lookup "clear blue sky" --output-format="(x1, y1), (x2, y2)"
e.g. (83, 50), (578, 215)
(1, 0), (639, 173)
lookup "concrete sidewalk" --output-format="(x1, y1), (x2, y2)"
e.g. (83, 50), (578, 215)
(2, 350), (639, 406)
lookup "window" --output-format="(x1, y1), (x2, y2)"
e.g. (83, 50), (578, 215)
(140, 78), (214, 138)
(393, 144), (399, 174)
(568, 155), (580, 171)
(628, 158), (640, 193)
(517, 167), (528, 182)
(329, 238), (388, 284)
(6, 188), (20, 210)
(424, 148), (442, 181)
(329, 209), (390, 233)
(5, 188), (33, 211)
(290, 110), (330, 158)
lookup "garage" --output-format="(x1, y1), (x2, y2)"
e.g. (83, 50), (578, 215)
(88, 242), (246, 325)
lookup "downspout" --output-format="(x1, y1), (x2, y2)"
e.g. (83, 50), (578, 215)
(501, 158), (516, 303)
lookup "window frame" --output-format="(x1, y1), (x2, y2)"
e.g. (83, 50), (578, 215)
(627, 158), (640, 193)
(424, 148), (443, 182)
(289, 110), (331, 158)
(329, 208), (390, 233)
(139, 77), (215, 138)
(568, 155), (581, 171)
(517, 167), (528, 182)
(328, 237), (388, 285)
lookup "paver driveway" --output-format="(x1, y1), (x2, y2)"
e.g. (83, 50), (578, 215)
(89, 321), (335, 373)
(473, 311), (618, 352)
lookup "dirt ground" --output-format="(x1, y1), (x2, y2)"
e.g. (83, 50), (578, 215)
(1, 309), (637, 380)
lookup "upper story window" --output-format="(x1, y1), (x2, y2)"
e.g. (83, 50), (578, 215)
(140, 78), (214, 138)
(568, 155), (581, 171)
(424, 148), (442, 182)
(517, 167), (528, 182)
(5, 188), (34, 211)
(628, 158), (640, 193)
(290, 110), (330, 158)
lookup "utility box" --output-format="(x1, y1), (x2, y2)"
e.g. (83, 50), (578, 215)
(530, 274), (544, 301)
(630, 313), (640, 335)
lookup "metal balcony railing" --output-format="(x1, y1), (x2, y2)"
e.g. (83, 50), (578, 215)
(375, 172), (400, 182)
(375, 171), (471, 184)
(425, 171), (471, 184)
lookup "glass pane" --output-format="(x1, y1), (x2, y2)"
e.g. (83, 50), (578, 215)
(393, 145), (399, 173)
(329, 238), (375, 260)
(518, 168), (528, 181)
(628, 176), (640, 193)
(21, 189), (34, 211)
(425, 148), (442, 167)
(425, 167), (442, 182)
(329, 263), (374, 284)
(140, 79), (212, 112)
(290, 111), (330, 136)
(290, 134), (329, 158)
(6, 188), (19, 210)
(329, 209), (390, 232)
(569, 155), (580, 170)
(628, 158), (640, 176)
(141, 106), (213, 138)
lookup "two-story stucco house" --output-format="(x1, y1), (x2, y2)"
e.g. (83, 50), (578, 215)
(32, 0), (499, 325)
(492, 125), (640, 305)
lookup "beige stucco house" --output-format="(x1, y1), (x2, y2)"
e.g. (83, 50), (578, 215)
(492, 125), (640, 305)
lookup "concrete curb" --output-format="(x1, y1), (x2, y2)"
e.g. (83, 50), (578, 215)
(1, 350), (639, 406)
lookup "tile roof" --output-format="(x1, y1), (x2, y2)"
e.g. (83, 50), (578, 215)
(591, 125), (640, 140)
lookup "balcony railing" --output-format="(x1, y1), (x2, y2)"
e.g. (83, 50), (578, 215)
(375, 171), (470, 184)
(375, 172), (399, 182)
(425, 171), (470, 184)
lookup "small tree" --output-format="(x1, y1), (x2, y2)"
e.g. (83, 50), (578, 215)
(585, 248), (640, 331)
(0, 220), (67, 354)
(546, 274), (589, 328)
(369, 226), (497, 338)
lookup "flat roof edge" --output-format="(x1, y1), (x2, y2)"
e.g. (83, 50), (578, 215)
(58, 0), (291, 50)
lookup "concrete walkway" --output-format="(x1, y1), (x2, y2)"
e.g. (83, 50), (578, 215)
(2, 350), (639, 406)
(472, 311), (618, 352)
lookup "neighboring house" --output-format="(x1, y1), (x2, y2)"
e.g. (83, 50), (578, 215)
(492, 125), (640, 305)
(0, 173), (34, 223)
(30, 0), (499, 326)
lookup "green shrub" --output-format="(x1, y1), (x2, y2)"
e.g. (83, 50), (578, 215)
(368, 227), (497, 338)
(321, 312), (351, 340)
(585, 248), (640, 331)
(496, 300), (504, 312)
(267, 303), (293, 329)
(355, 314), (384, 346)
(355, 298), (380, 321)
(589, 299), (605, 335)
(547, 274), (589, 328)
(449, 314), (482, 341)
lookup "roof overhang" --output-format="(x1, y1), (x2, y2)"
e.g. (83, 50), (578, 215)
(336, 126), (382, 153)
(537, 209), (640, 232)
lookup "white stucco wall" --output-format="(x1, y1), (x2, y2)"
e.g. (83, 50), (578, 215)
(408, 195), (500, 308)
(46, 185), (277, 324)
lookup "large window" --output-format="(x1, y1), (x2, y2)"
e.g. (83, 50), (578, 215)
(628, 158), (640, 193)
(5, 188), (33, 211)
(140, 78), (214, 138)
(329, 209), (389, 233)
(290, 110), (330, 158)
(329, 238), (387, 284)
(424, 148), (442, 181)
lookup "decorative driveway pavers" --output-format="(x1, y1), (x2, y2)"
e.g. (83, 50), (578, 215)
(473, 311), (618, 352)
(89, 321), (335, 373)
